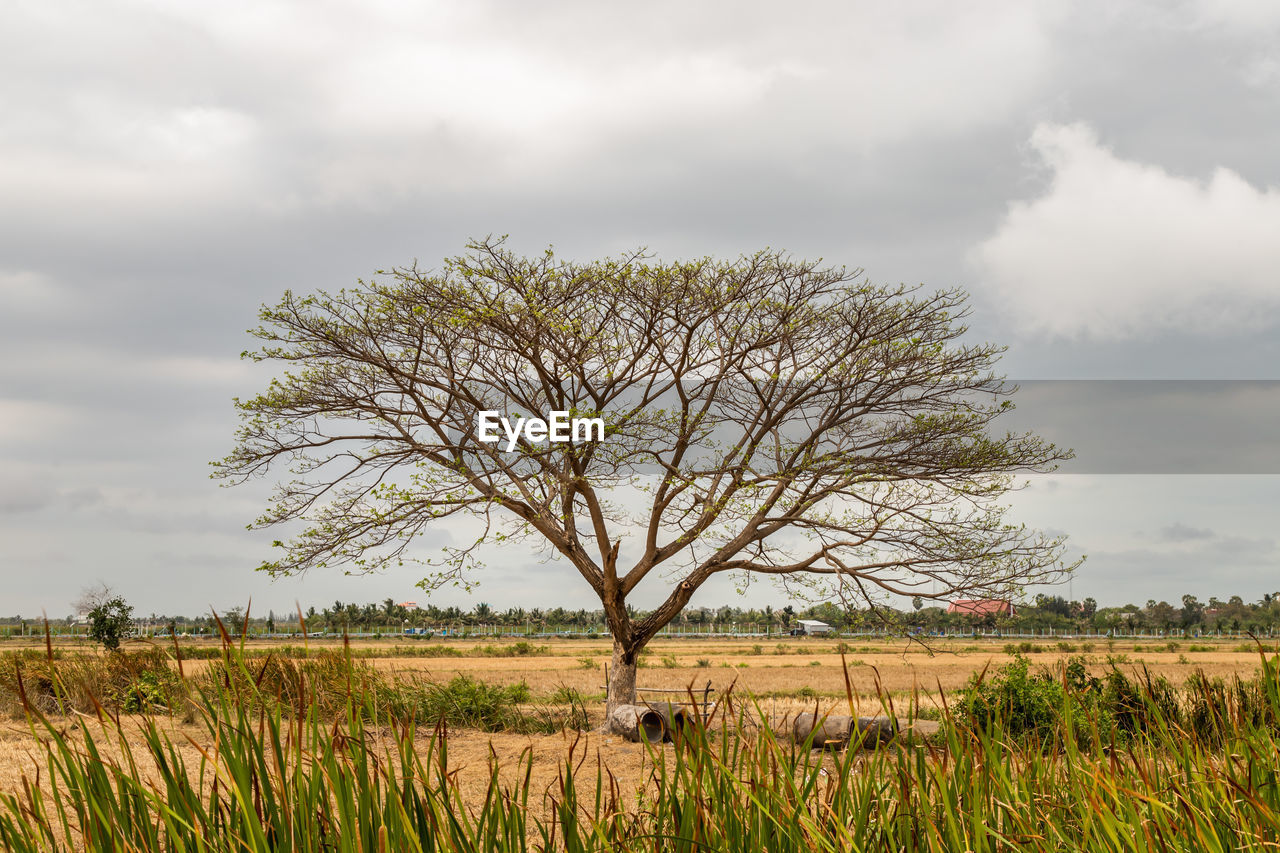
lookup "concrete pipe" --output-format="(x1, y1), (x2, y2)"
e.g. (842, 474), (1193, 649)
(645, 701), (698, 740)
(852, 715), (899, 746)
(792, 713), (854, 748)
(609, 704), (667, 743)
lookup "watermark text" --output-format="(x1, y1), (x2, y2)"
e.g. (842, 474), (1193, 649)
(477, 410), (605, 451)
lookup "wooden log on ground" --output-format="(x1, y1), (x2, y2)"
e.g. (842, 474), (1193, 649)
(608, 704), (667, 743)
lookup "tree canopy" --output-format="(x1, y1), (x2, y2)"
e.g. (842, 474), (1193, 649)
(216, 238), (1077, 710)
(86, 595), (134, 652)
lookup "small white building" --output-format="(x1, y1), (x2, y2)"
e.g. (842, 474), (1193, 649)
(794, 619), (832, 635)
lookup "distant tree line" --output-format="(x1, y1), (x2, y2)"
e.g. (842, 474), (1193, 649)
(6, 591), (1280, 639)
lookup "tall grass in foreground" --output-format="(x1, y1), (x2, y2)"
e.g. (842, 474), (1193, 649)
(4, 645), (1280, 850)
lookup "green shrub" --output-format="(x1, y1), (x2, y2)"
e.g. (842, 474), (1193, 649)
(956, 654), (1065, 738)
(549, 685), (584, 704)
(384, 675), (564, 733)
(86, 596), (133, 652)
(476, 641), (547, 657)
(115, 670), (177, 713)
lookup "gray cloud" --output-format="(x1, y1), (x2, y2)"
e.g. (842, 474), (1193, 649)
(1159, 523), (1215, 542)
(2, 1), (1279, 615)
(0, 480), (55, 515)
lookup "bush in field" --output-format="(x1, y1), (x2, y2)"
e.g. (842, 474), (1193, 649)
(957, 651), (1280, 748)
(957, 655), (1067, 737)
(86, 596), (133, 652)
(1101, 666), (1178, 737)
(477, 641), (547, 657)
(105, 648), (185, 712)
(115, 670), (176, 713)
(1, 648), (184, 715)
(391, 676), (531, 729)
(385, 675), (588, 734)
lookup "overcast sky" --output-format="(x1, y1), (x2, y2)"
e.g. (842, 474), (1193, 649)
(2, 1), (1278, 618)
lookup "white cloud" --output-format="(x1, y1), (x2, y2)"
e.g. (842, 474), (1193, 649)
(972, 122), (1280, 338)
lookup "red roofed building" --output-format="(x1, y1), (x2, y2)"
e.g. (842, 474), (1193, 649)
(947, 599), (1016, 618)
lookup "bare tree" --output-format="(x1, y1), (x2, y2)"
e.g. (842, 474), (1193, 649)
(215, 238), (1078, 714)
(73, 581), (119, 619)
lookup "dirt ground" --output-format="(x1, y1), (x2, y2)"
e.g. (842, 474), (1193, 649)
(0, 636), (1268, 823)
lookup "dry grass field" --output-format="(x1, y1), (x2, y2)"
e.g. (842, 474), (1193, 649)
(361, 638), (1266, 694)
(0, 635), (1270, 824)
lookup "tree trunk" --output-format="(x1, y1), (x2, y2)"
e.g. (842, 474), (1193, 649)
(605, 641), (638, 718)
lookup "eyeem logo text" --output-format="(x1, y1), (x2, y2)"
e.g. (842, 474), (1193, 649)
(477, 410), (605, 452)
